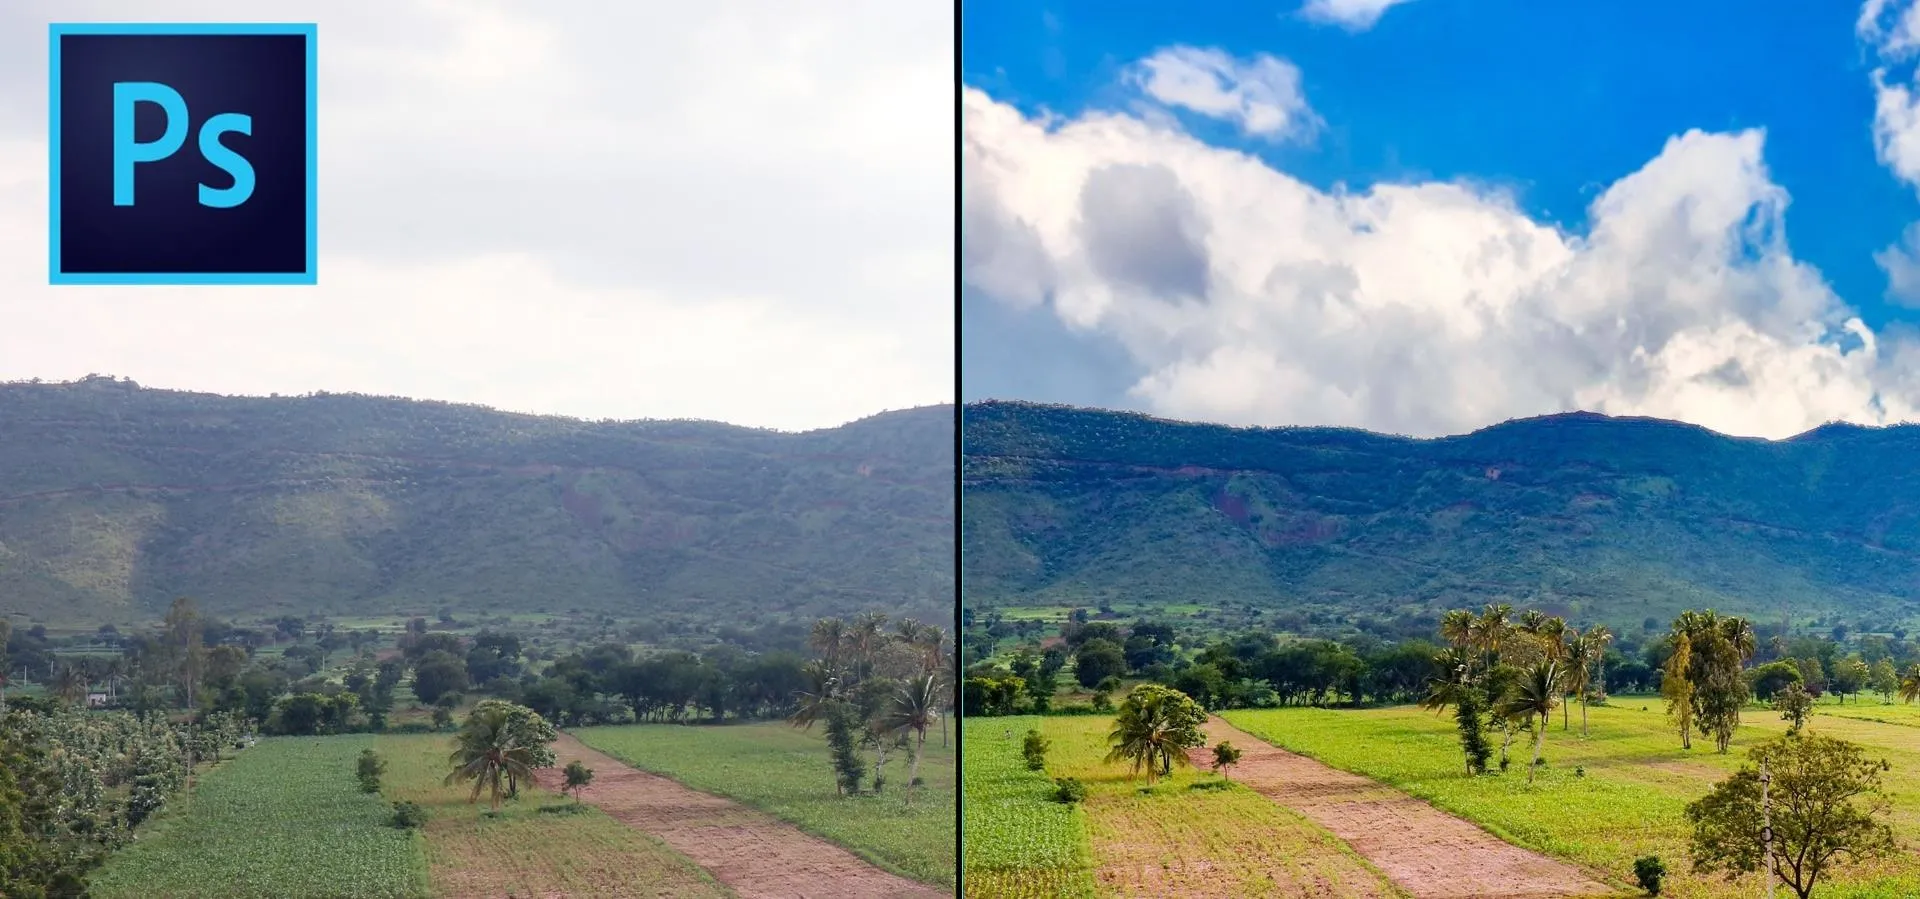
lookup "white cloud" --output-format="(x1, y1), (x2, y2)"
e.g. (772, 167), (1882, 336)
(962, 85), (1920, 439)
(1299, 0), (1417, 32)
(1127, 46), (1320, 142)
(1860, 1), (1920, 311)
(0, 0), (953, 431)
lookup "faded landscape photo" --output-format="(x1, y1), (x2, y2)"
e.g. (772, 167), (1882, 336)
(962, 2), (1920, 898)
(0, 2), (955, 898)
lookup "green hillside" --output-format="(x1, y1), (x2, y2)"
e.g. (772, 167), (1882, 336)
(0, 377), (952, 627)
(961, 400), (1920, 633)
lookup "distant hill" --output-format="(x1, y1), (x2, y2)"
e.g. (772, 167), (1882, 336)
(0, 377), (953, 627)
(961, 401), (1920, 634)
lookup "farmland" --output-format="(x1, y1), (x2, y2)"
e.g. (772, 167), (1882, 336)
(963, 715), (1403, 898)
(89, 736), (429, 899)
(574, 720), (958, 888)
(961, 717), (1096, 898)
(374, 733), (729, 898)
(964, 699), (1920, 899)
(1225, 700), (1920, 898)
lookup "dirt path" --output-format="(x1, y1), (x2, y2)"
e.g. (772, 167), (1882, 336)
(535, 733), (946, 899)
(1193, 718), (1618, 899)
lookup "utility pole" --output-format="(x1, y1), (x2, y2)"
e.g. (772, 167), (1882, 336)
(1760, 760), (1774, 899)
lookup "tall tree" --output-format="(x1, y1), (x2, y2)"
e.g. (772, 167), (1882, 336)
(443, 701), (557, 811)
(876, 672), (940, 805)
(1494, 661), (1560, 784)
(1663, 634), (1695, 750)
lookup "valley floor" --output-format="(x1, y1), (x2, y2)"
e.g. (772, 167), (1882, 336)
(967, 699), (1920, 899)
(87, 721), (954, 898)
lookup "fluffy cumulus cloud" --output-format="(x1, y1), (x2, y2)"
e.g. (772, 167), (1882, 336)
(1860, 0), (1920, 305)
(0, 0), (953, 431)
(1126, 47), (1320, 142)
(963, 79), (1920, 439)
(1298, 0), (1417, 32)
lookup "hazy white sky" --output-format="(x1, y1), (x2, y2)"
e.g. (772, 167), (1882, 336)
(0, 1), (953, 431)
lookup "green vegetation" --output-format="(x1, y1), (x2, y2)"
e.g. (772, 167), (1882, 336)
(966, 713), (1402, 899)
(575, 721), (955, 888)
(963, 400), (1920, 636)
(375, 732), (728, 898)
(961, 717), (1096, 899)
(0, 377), (950, 627)
(1686, 733), (1897, 899)
(89, 736), (428, 899)
(1224, 703), (1920, 897)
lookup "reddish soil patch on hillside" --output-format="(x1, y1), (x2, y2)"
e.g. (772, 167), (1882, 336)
(1193, 718), (1617, 899)
(536, 733), (946, 899)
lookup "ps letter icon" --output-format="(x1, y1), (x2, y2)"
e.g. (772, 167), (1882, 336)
(50, 23), (317, 285)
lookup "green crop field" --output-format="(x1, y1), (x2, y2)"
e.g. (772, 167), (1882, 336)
(961, 717), (1096, 898)
(965, 715), (1402, 899)
(1225, 702), (1920, 899)
(573, 721), (956, 889)
(374, 733), (729, 898)
(90, 736), (429, 899)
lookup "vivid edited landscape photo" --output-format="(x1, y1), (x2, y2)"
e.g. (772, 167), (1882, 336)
(962, 1), (1920, 897)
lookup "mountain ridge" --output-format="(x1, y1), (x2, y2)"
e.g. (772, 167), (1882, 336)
(960, 400), (1920, 633)
(0, 377), (954, 627)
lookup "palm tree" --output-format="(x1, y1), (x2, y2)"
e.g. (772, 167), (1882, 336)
(1568, 626), (1612, 737)
(1494, 661), (1560, 784)
(51, 663), (88, 706)
(1899, 664), (1920, 704)
(444, 704), (543, 811)
(850, 611), (888, 678)
(877, 673), (941, 805)
(1105, 686), (1207, 784)
(788, 660), (841, 731)
(809, 618), (848, 671)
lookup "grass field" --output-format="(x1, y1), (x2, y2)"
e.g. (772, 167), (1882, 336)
(962, 717), (1097, 899)
(1226, 701), (1920, 899)
(965, 716), (1404, 898)
(375, 733), (730, 898)
(573, 721), (956, 888)
(90, 736), (429, 899)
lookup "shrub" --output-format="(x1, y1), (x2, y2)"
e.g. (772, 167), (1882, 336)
(390, 800), (428, 829)
(355, 749), (385, 793)
(1021, 729), (1050, 771)
(1633, 855), (1665, 896)
(1051, 777), (1087, 804)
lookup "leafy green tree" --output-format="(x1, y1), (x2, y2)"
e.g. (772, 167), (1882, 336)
(443, 701), (557, 811)
(1022, 729), (1049, 771)
(1105, 684), (1207, 783)
(1073, 639), (1127, 688)
(1775, 683), (1813, 735)
(1686, 733), (1896, 899)
(357, 749), (385, 793)
(561, 760), (594, 802)
(1901, 663), (1920, 704)
(412, 651), (470, 706)
(1867, 658), (1899, 703)
(1829, 657), (1869, 704)
(1750, 661), (1802, 704)
(1211, 741), (1241, 780)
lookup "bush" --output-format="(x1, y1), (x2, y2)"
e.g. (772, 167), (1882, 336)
(1052, 776), (1087, 804)
(1633, 855), (1665, 895)
(537, 802), (588, 815)
(1021, 729), (1050, 771)
(356, 748), (385, 793)
(390, 800), (428, 829)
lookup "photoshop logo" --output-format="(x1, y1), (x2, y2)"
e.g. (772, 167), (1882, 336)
(49, 23), (317, 285)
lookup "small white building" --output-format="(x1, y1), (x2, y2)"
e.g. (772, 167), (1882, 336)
(85, 692), (108, 708)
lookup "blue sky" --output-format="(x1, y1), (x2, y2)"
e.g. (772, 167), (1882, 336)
(961, 0), (1920, 438)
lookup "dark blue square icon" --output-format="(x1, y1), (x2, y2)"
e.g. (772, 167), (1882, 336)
(49, 23), (317, 285)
